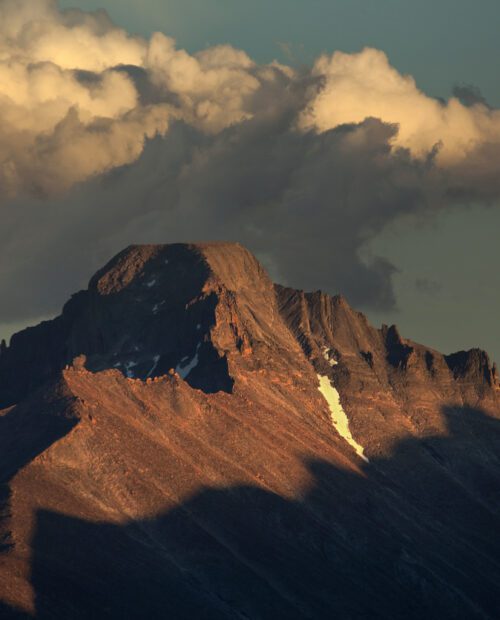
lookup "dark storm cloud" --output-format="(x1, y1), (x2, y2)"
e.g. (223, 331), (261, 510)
(0, 114), (458, 323)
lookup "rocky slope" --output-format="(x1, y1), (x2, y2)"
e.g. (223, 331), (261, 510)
(0, 243), (499, 619)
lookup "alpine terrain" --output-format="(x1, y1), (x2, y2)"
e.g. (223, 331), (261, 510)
(0, 242), (499, 619)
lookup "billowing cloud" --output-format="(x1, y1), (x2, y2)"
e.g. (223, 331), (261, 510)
(301, 48), (500, 166)
(0, 0), (499, 331)
(0, 0), (286, 196)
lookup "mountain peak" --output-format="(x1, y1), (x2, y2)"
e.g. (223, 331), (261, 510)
(89, 242), (271, 297)
(0, 243), (304, 406)
(0, 242), (497, 412)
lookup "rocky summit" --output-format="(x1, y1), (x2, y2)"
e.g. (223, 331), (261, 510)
(0, 242), (499, 619)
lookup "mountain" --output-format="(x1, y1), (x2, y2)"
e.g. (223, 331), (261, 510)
(0, 242), (499, 619)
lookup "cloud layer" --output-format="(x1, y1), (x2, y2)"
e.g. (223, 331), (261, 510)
(1, 0), (500, 328)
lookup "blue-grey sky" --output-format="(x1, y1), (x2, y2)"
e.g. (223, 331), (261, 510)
(1, 0), (498, 365)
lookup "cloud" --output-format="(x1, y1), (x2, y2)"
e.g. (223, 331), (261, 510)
(0, 116), (448, 323)
(0, 0), (285, 197)
(0, 1), (499, 329)
(300, 48), (500, 166)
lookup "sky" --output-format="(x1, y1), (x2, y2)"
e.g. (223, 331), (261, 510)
(0, 0), (499, 363)
(58, 0), (500, 106)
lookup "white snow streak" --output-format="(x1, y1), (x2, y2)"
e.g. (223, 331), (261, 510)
(317, 374), (369, 462)
(176, 344), (200, 379)
(146, 355), (161, 378)
(124, 360), (138, 378)
(152, 301), (165, 314)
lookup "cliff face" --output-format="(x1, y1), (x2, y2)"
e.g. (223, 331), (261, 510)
(0, 243), (499, 619)
(276, 285), (499, 455)
(0, 243), (309, 406)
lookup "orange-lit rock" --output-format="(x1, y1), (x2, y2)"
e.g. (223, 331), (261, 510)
(0, 243), (499, 619)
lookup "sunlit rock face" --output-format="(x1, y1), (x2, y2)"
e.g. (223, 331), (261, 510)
(275, 285), (500, 457)
(0, 243), (499, 619)
(0, 243), (304, 404)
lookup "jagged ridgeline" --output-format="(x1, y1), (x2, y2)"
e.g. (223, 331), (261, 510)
(0, 243), (499, 619)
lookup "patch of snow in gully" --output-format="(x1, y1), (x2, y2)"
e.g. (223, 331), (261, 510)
(317, 374), (369, 462)
(145, 278), (157, 288)
(146, 355), (161, 378)
(176, 344), (201, 379)
(125, 360), (138, 378)
(152, 301), (165, 314)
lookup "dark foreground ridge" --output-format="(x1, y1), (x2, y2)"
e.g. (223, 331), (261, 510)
(1, 243), (499, 619)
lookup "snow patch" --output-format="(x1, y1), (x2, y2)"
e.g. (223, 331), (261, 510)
(146, 355), (161, 378)
(124, 360), (138, 378)
(196, 323), (201, 330)
(317, 374), (369, 463)
(145, 278), (157, 288)
(176, 344), (200, 380)
(152, 301), (165, 314)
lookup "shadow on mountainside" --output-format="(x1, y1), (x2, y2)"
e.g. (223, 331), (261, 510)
(1, 404), (500, 619)
(0, 384), (79, 551)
